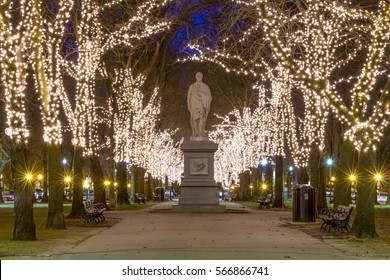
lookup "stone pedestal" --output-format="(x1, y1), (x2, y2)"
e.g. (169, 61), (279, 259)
(173, 140), (226, 212)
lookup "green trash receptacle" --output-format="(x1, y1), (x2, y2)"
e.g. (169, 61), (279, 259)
(293, 184), (316, 222)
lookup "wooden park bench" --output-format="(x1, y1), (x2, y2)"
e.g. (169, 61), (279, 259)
(83, 201), (106, 225)
(135, 193), (147, 204)
(318, 205), (353, 233)
(258, 194), (272, 209)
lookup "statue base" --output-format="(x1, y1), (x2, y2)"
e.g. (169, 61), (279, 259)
(174, 139), (226, 213)
(190, 136), (208, 141)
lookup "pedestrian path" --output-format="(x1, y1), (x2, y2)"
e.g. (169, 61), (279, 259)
(55, 202), (358, 260)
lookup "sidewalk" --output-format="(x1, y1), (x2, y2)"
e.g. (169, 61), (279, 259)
(55, 201), (358, 260)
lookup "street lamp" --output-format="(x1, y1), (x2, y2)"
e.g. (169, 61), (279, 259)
(62, 158), (68, 178)
(261, 183), (267, 196)
(64, 176), (71, 183)
(326, 158), (334, 202)
(330, 176), (336, 203)
(260, 158), (268, 167)
(64, 176), (72, 200)
(259, 158), (268, 188)
(25, 173), (33, 181)
(286, 166), (294, 199)
(374, 173), (383, 203)
(114, 182), (118, 210)
(374, 173), (382, 183)
(349, 174), (357, 203)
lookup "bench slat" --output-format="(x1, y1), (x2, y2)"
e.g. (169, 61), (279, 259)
(319, 205), (353, 233)
(83, 201), (106, 224)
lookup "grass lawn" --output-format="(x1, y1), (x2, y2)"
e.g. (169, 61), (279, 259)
(0, 201), (157, 259)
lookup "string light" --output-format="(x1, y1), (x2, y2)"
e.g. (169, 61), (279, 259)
(256, 0), (390, 151)
(186, 0), (389, 177)
(1, 0), (32, 143)
(1, 0), (172, 151)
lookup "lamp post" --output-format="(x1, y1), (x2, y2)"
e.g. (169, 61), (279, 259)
(375, 173), (383, 204)
(350, 174), (357, 203)
(259, 157), (268, 194)
(144, 174), (149, 200)
(104, 180), (111, 203)
(64, 176), (71, 200)
(249, 169), (253, 201)
(114, 181), (118, 210)
(287, 165), (293, 199)
(25, 173), (34, 201)
(330, 176), (335, 203)
(261, 183), (267, 197)
(62, 158), (68, 171)
(326, 158), (333, 202)
(375, 174), (382, 190)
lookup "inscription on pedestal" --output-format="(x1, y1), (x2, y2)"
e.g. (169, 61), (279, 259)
(190, 157), (209, 175)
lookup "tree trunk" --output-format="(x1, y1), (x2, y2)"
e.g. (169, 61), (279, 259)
(334, 141), (356, 208)
(316, 158), (327, 210)
(68, 146), (84, 219)
(146, 172), (153, 200)
(273, 155), (284, 207)
(250, 167), (261, 201)
(117, 161), (129, 204)
(350, 149), (378, 238)
(90, 154), (105, 205)
(309, 147), (327, 210)
(138, 167), (146, 195)
(12, 144), (36, 240)
(239, 170), (250, 201)
(129, 165), (137, 204)
(46, 143), (65, 229)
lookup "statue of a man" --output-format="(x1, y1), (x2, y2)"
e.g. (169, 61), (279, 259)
(187, 72), (212, 140)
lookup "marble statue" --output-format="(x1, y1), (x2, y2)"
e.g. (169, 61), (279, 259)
(187, 72), (212, 140)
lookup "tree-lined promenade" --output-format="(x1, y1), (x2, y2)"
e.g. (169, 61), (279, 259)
(0, 0), (389, 241)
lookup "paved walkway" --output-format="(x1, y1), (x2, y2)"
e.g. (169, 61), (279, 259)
(55, 202), (358, 260)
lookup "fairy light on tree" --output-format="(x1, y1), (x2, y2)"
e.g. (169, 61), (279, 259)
(185, 0), (388, 236)
(1, 0), (31, 143)
(31, 0), (74, 146)
(59, 0), (172, 152)
(210, 82), (286, 183)
(145, 130), (183, 183)
(184, 3), (331, 182)
(60, 0), (172, 210)
(0, 0), (38, 240)
(255, 0), (390, 237)
(110, 67), (161, 168)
